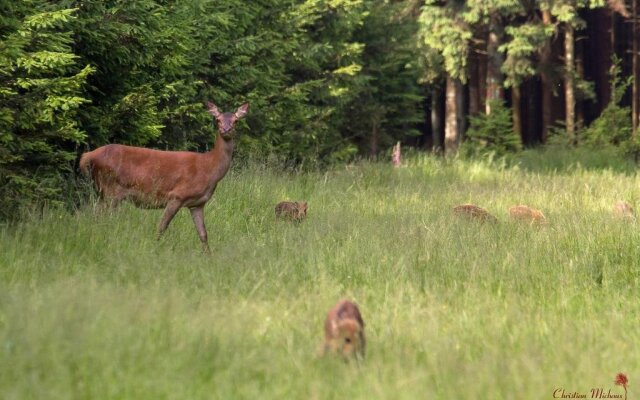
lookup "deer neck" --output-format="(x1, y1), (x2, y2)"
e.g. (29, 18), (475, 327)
(205, 132), (235, 183)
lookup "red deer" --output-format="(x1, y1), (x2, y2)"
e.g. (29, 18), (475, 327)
(613, 200), (634, 220)
(275, 201), (308, 221)
(508, 205), (547, 225)
(453, 204), (498, 224)
(79, 101), (249, 252)
(323, 299), (366, 360)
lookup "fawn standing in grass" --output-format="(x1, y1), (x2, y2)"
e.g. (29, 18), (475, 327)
(453, 204), (498, 224)
(508, 205), (547, 225)
(80, 101), (249, 252)
(323, 299), (366, 360)
(275, 201), (308, 221)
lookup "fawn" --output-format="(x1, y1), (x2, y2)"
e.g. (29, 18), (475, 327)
(275, 201), (308, 221)
(453, 204), (498, 224)
(508, 205), (547, 225)
(613, 200), (634, 220)
(322, 299), (366, 360)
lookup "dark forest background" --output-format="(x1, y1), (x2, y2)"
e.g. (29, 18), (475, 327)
(1, 0), (640, 219)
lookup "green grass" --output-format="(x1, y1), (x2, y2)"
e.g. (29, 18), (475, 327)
(1, 152), (639, 399)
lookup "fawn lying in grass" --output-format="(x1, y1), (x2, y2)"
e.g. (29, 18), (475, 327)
(613, 200), (634, 220)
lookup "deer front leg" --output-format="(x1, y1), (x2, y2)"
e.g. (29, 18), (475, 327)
(157, 200), (182, 239)
(190, 206), (210, 253)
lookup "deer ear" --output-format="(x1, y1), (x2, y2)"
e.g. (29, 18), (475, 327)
(235, 103), (249, 119)
(207, 102), (221, 118)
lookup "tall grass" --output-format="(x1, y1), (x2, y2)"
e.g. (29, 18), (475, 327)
(1, 152), (639, 399)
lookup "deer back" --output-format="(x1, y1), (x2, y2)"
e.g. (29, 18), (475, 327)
(82, 144), (213, 205)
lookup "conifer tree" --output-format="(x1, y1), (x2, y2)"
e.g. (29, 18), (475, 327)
(0, 3), (93, 218)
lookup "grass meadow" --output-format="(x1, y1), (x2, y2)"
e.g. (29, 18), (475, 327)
(1, 148), (639, 399)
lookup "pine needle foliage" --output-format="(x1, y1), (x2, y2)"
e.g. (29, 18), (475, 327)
(0, 3), (93, 220)
(463, 100), (522, 156)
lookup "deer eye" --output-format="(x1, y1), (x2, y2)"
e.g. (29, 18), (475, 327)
(344, 337), (352, 343)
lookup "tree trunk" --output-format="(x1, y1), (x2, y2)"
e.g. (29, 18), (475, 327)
(525, 78), (542, 145)
(575, 34), (585, 132)
(459, 82), (467, 138)
(369, 115), (380, 156)
(431, 85), (445, 154)
(445, 76), (462, 155)
(633, 0), (639, 134)
(540, 9), (553, 142)
(486, 12), (504, 114)
(477, 48), (487, 114)
(565, 23), (575, 143)
(423, 88), (434, 151)
(592, 9), (613, 114)
(512, 84), (522, 140)
(610, 10), (617, 100)
(469, 50), (480, 115)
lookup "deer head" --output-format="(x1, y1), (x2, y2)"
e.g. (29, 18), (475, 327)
(207, 102), (249, 139)
(298, 202), (308, 218)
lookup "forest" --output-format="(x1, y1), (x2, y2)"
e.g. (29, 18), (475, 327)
(1, 0), (640, 219)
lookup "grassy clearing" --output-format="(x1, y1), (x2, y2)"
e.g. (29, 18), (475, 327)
(1, 151), (639, 399)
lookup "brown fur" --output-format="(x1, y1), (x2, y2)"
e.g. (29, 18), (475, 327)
(508, 205), (547, 225)
(453, 204), (498, 224)
(323, 299), (365, 360)
(613, 200), (634, 220)
(275, 201), (308, 221)
(80, 102), (249, 252)
(607, 0), (630, 17)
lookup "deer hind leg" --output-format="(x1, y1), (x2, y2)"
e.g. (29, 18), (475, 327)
(91, 185), (122, 212)
(94, 174), (127, 209)
(106, 186), (130, 209)
(157, 200), (182, 239)
(190, 206), (210, 253)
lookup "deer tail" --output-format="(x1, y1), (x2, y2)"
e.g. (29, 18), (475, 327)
(79, 152), (93, 178)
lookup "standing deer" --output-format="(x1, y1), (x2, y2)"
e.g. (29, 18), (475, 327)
(322, 299), (366, 360)
(274, 201), (308, 221)
(79, 101), (249, 252)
